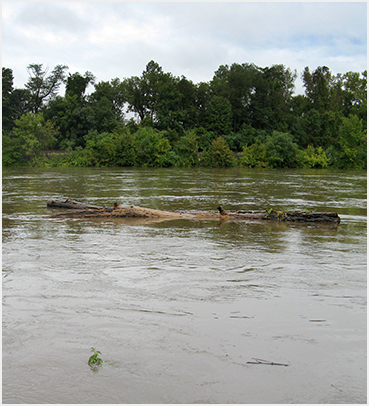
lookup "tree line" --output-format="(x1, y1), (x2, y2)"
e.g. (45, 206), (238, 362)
(2, 61), (367, 169)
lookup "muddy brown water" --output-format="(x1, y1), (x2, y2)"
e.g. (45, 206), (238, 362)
(2, 167), (366, 403)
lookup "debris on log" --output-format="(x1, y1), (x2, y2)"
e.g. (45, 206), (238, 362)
(45, 199), (341, 224)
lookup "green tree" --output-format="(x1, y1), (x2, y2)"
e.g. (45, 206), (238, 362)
(342, 70), (367, 126)
(2, 130), (24, 166)
(205, 96), (233, 136)
(44, 95), (95, 149)
(337, 115), (366, 169)
(12, 112), (57, 156)
(123, 61), (192, 133)
(89, 78), (126, 123)
(250, 64), (297, 131)
(195, 127), (217, 151)
(65, 71), (95, 99)
(153, 74), (184, 132)
(91, 96), (120, 133)
(265, 131), (299, 168)
(84, 128), (136, 167)
(211, 63), (296, 132)
(320, 110), (342, 148)
(302, 66), (332, 112)
(133, 127), (171, 167)
(9, 88), (31, 123)
(123, 75), (147, 121)
(202, 136), (236, 167)
(123, 60), (169, 124)
(224, 124), (257, 152)
(25, 63), (68, 113)
(176, 77), (197, 130)
(301, 109), (322, 147)
(300, 66), (367, 150)
(2, 68), (15, 132)
(195, 82), (212, 129)
(297, 146), (330, 168)
(211, 63), (259, 132)
(2, 68), (31, 131)
(240, 140), (268, 168)
(140, 60), (165, 121)
(173, 129), (199, 166)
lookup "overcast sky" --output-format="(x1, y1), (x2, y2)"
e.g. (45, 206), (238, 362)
(2, 2), (367, 95)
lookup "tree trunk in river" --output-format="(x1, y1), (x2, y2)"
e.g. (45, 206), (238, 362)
(45, 199), (341, 224)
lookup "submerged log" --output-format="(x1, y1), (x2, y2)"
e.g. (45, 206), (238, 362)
(45, 199), (340, 224)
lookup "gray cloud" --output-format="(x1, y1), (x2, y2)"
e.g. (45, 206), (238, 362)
(2, 2), (367, 95)
(15, 2), (89, 33)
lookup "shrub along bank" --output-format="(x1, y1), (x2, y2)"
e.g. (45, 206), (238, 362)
(7, 118), (364, 170)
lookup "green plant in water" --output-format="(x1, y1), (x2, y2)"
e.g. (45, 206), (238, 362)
(302, 208), (316, 213)
(265, 208), (288, 220)
(276, 210), (287, 220)
(88, 348), (105, 366)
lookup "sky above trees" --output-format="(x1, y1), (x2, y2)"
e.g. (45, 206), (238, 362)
(2, 2), (367, 95)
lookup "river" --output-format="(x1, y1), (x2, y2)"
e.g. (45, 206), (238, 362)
(2, 167), (367, 403)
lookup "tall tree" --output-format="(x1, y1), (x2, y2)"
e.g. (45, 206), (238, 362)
(90, 78), (126, 123)
(211, 63), (259, 132)
(25, 63), (68, 113)
(2, 68), (15, 131)
(123, 60), (184, 130)
(65, 71), (95, 99)
(302, 66), (332, 111)
(12, 112), (57, 155)
(194, 81), (212, 128)
(342, 70), (367, 126)
(123, 75), (148, 122)
(2, 68), (31, 131)
(176, 77), (197, 129)
(141, 60), (165, 120)
(250, 64), (297, 131)
(205, 96), (233, 136)
(44, 94), (95, 149)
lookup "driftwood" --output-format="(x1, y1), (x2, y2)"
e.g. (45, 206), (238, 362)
(46, 199), (341, 224)
(247, 358), (289, 367)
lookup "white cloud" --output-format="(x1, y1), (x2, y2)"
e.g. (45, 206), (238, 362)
(87, 15), (171, 46)
(2, 2), (367, 94)
(17, 26), (78, 45)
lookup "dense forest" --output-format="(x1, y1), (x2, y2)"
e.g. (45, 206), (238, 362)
(2, 61), (367, 169)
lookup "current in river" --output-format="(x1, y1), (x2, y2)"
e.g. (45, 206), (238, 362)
(2, 167), (367, 403)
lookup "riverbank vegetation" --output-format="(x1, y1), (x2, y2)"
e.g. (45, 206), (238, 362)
(2, 61), (366, 169)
